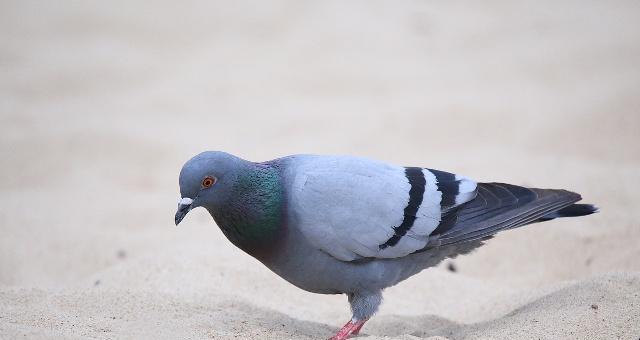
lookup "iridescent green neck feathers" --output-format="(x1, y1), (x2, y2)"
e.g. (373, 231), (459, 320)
(210, 164), (284, 255)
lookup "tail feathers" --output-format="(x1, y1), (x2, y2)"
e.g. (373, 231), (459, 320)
(538, 203), (598, 221)
(423, 183), (596, 250)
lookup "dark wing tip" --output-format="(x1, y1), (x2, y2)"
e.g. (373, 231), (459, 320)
(554, 203), (599, 217)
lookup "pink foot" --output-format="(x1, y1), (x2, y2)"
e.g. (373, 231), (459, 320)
(329, 319), (368, 340)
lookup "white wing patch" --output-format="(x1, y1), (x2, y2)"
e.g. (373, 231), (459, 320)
(454, 174), (478, 205)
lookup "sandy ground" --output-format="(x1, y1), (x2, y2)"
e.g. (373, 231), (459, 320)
(1, 1), (640, 339)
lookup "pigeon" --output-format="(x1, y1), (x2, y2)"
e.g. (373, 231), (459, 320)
(175, 151), (597, 340)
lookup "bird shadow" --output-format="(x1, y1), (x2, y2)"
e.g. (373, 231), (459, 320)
(212, 300), (462, 339)
(361, 314), (461, 338)
(205, 274), (626, 340)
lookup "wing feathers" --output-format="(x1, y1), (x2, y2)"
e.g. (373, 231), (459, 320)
(379, 167), (426, 250)
(429, 169), (459, 208)
(424, 183), (582, 249)
(290, 156), (587, 263)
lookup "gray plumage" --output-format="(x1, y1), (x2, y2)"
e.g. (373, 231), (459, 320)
(175, 151), (597, 339)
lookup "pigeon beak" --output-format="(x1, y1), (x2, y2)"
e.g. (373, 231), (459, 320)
(175, 197), (194, 226)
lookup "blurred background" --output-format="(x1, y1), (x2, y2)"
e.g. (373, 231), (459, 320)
(1, 1), (639, 339)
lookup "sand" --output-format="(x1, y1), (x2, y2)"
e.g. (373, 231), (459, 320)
(1, 1), (639, 339)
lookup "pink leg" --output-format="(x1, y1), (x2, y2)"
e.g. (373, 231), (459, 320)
(351, 319), (368, 335)
(329, 319), (368, 340)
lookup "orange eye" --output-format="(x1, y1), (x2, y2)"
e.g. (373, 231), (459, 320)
(201, 176), (216, 188)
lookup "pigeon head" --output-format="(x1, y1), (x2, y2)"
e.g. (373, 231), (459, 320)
(175, 151), (285, 256)
(175, 151), (246, 225)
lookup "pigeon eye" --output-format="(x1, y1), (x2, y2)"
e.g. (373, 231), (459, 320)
(201, 176), (216, 188)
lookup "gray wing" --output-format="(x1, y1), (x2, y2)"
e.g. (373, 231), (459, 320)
(423, 182), (585, 249)
(288, 155), (478, 261)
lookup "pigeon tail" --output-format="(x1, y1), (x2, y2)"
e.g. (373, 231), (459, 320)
(424, 183), (597, 248)
(537, 203), (598, 221)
